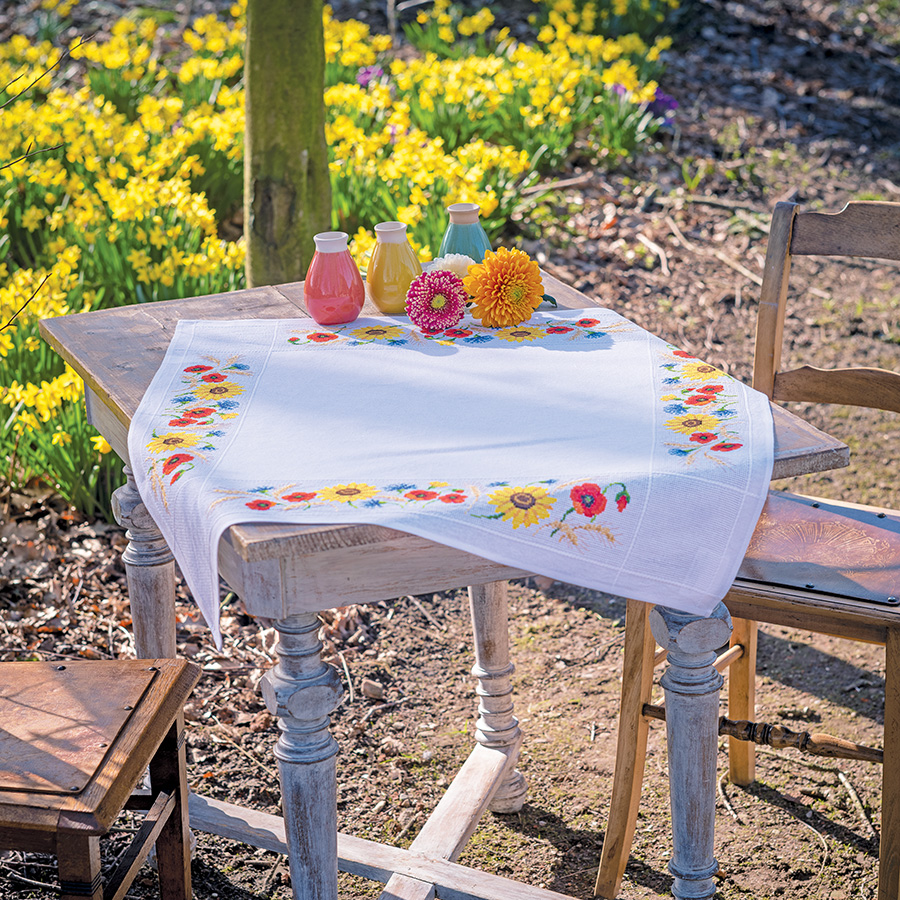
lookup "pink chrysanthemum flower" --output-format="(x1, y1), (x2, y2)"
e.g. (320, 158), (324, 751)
(405, 269), (467, 332)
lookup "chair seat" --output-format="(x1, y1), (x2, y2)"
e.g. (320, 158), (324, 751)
(737, 490), (900, 606)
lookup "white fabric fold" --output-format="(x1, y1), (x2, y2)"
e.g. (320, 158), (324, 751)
(128, 309), (774, 647)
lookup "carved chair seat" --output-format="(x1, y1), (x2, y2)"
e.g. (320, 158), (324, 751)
(0, 658), (199, 900)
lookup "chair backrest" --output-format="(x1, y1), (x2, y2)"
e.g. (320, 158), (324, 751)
(752, 200), (900, 413)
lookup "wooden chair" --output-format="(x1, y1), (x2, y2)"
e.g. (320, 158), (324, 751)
(0, 657), (199, 900)
(595, 200), (900, 899)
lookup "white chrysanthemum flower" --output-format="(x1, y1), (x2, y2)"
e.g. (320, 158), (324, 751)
(429, 253), (477, 278)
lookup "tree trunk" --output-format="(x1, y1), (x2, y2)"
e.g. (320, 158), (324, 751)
(244, 0), (332, 288)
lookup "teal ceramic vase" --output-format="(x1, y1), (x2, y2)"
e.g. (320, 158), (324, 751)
(438, 202), (492, 261)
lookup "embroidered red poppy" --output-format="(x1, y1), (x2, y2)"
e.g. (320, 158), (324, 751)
(574, 318), (600, 328)
(546, 325), (573, 334)
(184, 365), (213, 373)
(404, 490), (439, 501)
(569, 483), (607, 517)
(616, 494), (629, 512)
(184, 407), (216, 418)
(162, 453), (193, 476)
(246, 499), (276, 510)
(201, 372), (227, 383)
(689, 432), (717, 444)
(444, 328), (473, 338)
(283, 492), (317, 502)
(685, 394), (714, 405)
(439, 493), (467, 504)
(672, 350), (695, 358)
(697, 384), (724, 394)
(308, 333), (339, 342)
(710, 442), (742, 452)
(168, 418), (195, 427)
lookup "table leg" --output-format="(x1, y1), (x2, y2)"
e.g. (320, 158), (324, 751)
(468, 582), (527, 813)
(262, 613), (343, 900)
(648, 603), (732, 900)
(111, 464), (177, 659)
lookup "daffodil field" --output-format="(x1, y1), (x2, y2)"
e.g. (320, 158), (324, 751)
(1, 0), (677, 516)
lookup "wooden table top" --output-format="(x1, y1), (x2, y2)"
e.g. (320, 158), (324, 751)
(39, 273), (849, 589)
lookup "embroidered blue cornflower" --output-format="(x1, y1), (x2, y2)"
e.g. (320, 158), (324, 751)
(207, 430), (225, 437)
(228, 363), (250, 370)
(385, 483), (415, 492)
(713, 409), (736, 418)
(584, 330), (607, 339)
(250, 486), (274, 493)
(488, 481), (509, 487)
(363, 498), (385, 508)
(387, 339), (408, 346)
(663, 377), (680, 384)
(464, 334), (493, 344)
(173, 395), (196, 404)
(664, 403), (688, 415)
(668, 448), (692, 457)
(217, 400), (239, 409)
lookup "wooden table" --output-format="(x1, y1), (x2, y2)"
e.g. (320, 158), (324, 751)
(41, 275), (848, 900)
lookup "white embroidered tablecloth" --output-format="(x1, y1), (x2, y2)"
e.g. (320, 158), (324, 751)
(128, 308), (774, 647)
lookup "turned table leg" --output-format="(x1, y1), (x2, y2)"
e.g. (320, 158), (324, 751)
(262, 613), (343, 900)
(468, 582), (527, 813)
(111, 464), (177, 659)
(649, 603), (732, 900)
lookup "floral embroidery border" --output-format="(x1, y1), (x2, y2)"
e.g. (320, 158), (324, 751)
(286, 315), (634, 348)
(143, 356), (253, 506)
(212, 478), (632, 550)
(658, 347), (745, 462)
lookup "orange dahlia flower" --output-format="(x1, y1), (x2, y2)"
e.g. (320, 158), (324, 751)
(463, 247), (544, 327)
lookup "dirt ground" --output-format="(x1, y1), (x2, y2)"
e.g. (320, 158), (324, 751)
(1, 0), (900, 897)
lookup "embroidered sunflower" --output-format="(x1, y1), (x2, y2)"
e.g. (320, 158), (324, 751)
(318, 483), (379, 503)
(146, 432), (202, 453)
(680, 362), (724, 382)
(665, 413), (721, 436)
(193, 380), (244, 401)
(488, 485), (556, 528)
(495, 325), (545, 343)
(351, 325), (405, 342)
(464, 247), (544, 328)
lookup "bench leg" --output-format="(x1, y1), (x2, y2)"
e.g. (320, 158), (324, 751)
(149, 719), (192, 900)
(263, 613), (343, 900)
(468, 581), (527, 813)
(57, 832), (102, 900)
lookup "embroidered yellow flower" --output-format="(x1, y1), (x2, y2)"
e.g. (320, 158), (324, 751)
(351, 325), (405, 342)
(318, 483), (379, 502)
(146, 431), (202, 453)
(681, 362), (724, 382)
(193, 381), (244, 400)
(665, 414), (720, 436)
(495, 325), (545, 342)
(488, 485), (556, 528)
(464, 247), (544, 328)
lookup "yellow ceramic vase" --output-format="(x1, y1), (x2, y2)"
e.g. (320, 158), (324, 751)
(366, 221), (421, 315)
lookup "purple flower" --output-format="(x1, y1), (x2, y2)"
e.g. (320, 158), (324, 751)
(356, 65), (384, 88)
(649, 89), (678, 120)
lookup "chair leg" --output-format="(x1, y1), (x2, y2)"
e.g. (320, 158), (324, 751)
(468, 581), (527, 813)
(149, 717), (192, 900)
(595, 598), (656, 899)
(727, 617), (758, 787)
(879, 628), (900, 900)
(57, 832), (103, 900)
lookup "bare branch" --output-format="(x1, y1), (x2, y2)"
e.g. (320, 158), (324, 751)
(0, 34), (93, 111)
(0, 141), (65, 172)
(0, 274), (52, 332)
